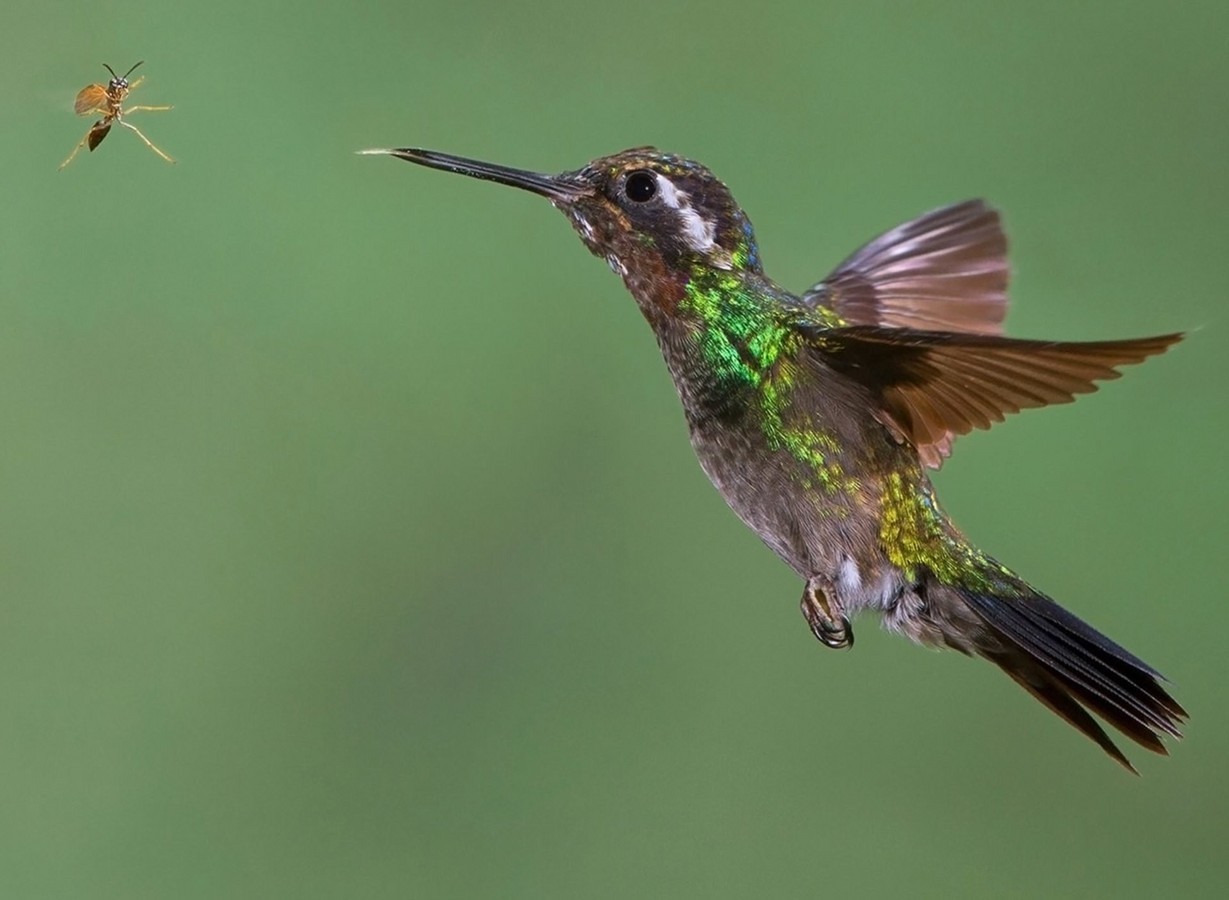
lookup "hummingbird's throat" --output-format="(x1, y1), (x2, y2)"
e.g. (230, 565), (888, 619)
(564, 207), (630, 277)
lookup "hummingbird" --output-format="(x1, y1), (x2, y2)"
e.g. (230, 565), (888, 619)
(361, 145), (1186, 771)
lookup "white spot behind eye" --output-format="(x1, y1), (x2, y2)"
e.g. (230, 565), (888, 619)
(678, 206), (717, 254)
(654, 174), (683, 209)
(653, 173), (716, 254)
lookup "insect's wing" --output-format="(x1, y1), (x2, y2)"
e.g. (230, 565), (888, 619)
(74, 84), (109, 116)
(87, 121), (111, 152)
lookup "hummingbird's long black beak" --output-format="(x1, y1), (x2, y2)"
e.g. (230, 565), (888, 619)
(359, 147), (585, 202)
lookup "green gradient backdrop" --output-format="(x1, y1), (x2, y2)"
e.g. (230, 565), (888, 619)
(1, 2), (1226, 897)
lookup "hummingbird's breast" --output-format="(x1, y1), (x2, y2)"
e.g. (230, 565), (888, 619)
(656, 314), (917, 606)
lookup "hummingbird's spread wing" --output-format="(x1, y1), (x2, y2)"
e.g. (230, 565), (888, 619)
(804, 326), (1182, 467)
(803, 201), (1008, 335)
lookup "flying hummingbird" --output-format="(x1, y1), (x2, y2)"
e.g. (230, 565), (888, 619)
(361, 145), (1186, 771)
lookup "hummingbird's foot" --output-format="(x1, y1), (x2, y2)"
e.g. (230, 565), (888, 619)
(800, 578), (854, 650)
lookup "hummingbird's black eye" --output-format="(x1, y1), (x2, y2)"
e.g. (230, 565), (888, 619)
(625, 170), (657, 203)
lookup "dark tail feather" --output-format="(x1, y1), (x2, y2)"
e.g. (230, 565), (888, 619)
(955, 585), (1187, 772)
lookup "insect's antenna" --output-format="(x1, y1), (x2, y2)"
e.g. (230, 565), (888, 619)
(103, 63), (118, 79)
(122, 61), (145, 79)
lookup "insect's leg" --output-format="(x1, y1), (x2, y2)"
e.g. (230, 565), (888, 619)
(126, 76), (145, 92)
(122, 105), (173, 115)
(118, 119), (175, 163)
(58, 128), (93, 170)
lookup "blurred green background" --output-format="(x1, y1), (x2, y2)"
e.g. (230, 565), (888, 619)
(1, 1), (1226, 897)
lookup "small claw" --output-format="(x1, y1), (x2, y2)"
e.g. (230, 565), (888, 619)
(800, 589), (855, 650)
(813, 615), (855, 650)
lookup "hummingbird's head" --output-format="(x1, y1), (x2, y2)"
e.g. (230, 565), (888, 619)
(559, 147), (762, 278)
(362, 146), (763, 309)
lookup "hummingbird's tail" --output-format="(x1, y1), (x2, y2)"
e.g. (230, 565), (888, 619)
(922, 570), (1186, 772)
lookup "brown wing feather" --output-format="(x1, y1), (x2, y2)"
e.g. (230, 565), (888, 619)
(807, 326), (1182, 460)
(804, 201), (1009, 335)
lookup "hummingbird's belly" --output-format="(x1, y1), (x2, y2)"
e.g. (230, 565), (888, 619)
(686, 418), (906, 614)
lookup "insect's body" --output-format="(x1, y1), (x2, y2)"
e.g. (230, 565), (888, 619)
(364, 145), (1187, 770)
(60, 61), (174, 170)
